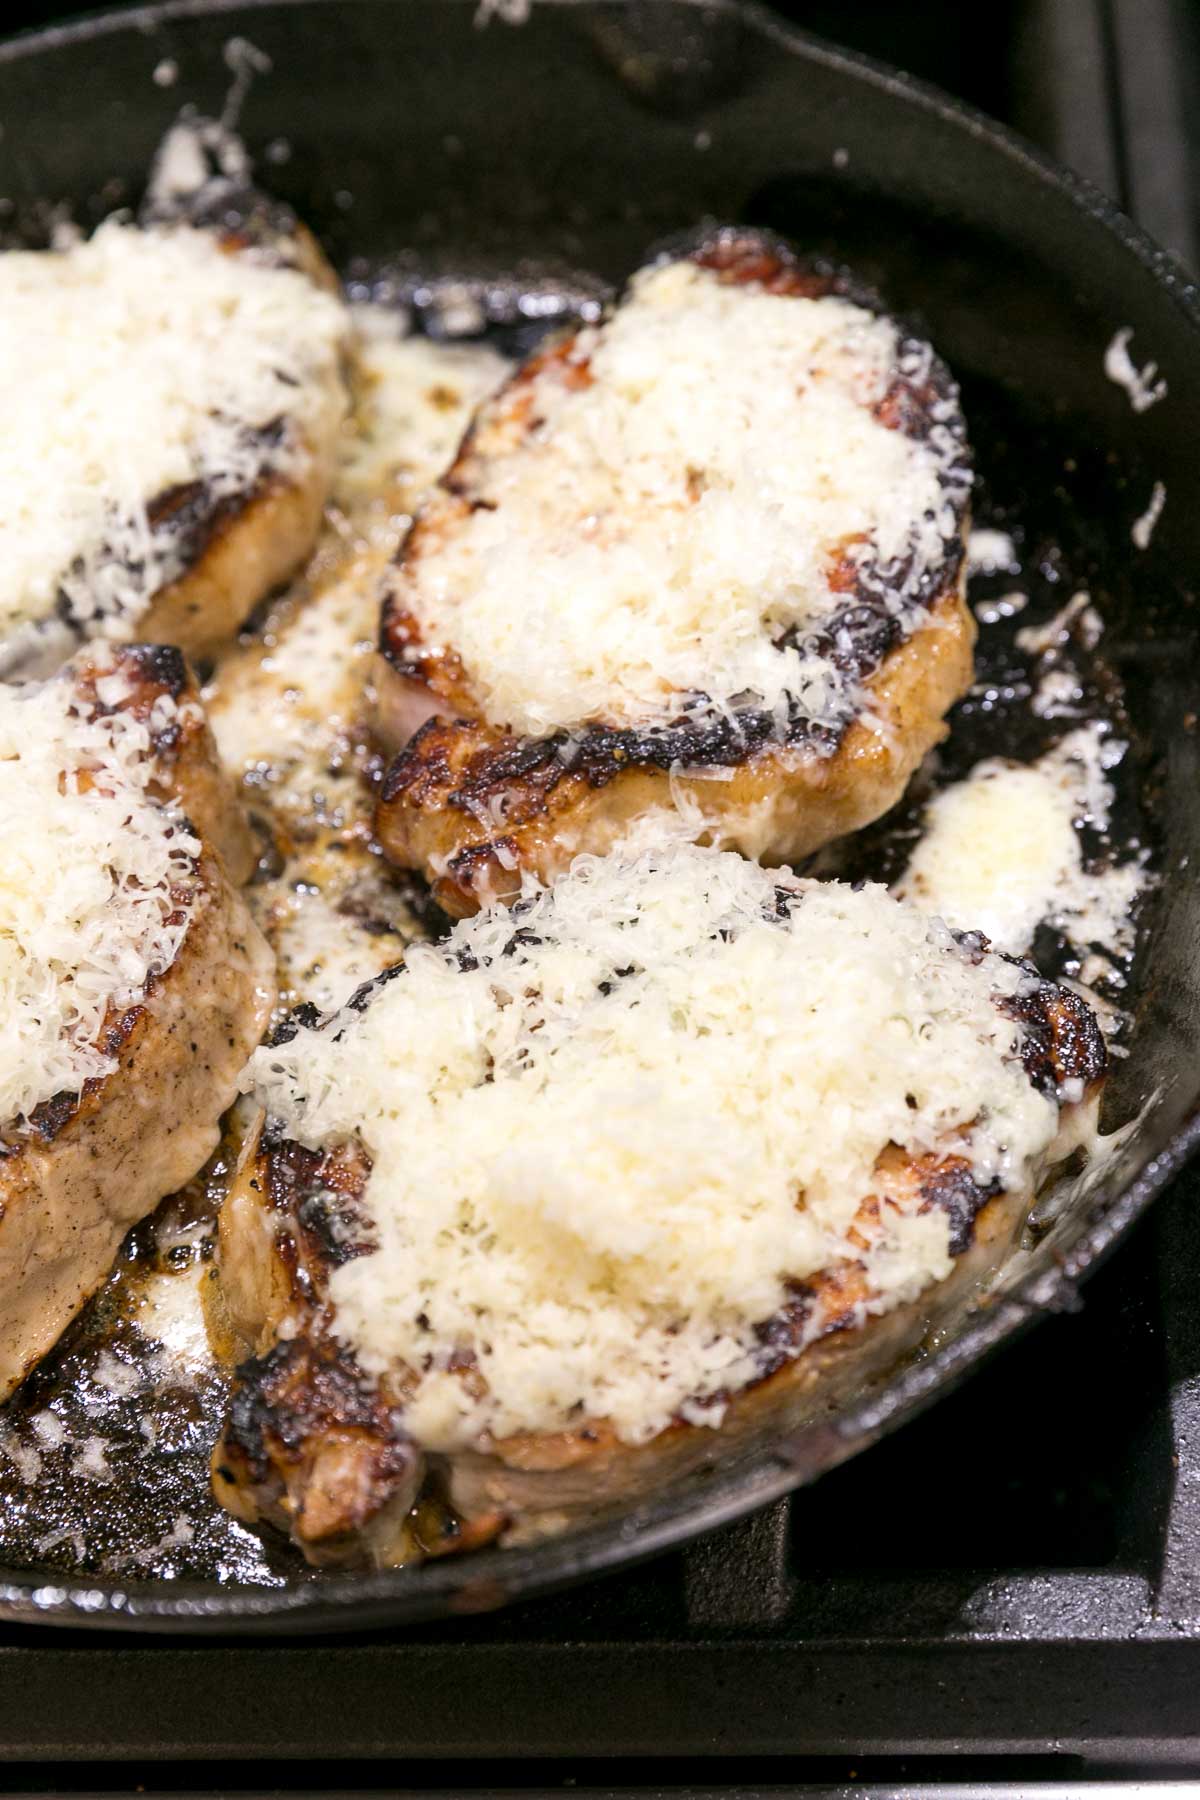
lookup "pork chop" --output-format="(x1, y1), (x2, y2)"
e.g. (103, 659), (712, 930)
(374, 228), (974, 914)
(211, 844), (1103, 1566)
(0, 645), (274, 1399)
(0, 196), (349, 679)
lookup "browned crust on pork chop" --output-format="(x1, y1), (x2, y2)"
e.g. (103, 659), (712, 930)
(0, 647), (274, 1399)
(210, 969), (1103, 1567)
(372, 227), (974, 915)
(135, 439), (338, 664)
(377, 582), (974, 916)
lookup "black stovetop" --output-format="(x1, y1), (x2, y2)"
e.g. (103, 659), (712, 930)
(2, 0), (1199, 1787)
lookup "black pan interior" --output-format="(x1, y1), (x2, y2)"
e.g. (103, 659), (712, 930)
(0, 0), (1197, 1630)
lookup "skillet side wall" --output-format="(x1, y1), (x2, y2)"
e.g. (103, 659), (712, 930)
(0, 0), (1196, 1626)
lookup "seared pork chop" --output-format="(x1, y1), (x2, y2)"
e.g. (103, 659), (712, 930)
(374, 229), (974, 914)
(0, 199), (348, 678)
(212, 844), (1103, 1566)
(0, 645), (273, 1399)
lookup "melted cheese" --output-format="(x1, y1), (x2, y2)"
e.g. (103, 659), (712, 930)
(0, 220), (348, 654)
(896, 725), (1145, 965)
(207, 326), (510, 1015)
(336, 327), (510, 538)
(132, 1264), (211, 1374)
(249, 842), (1058, 1450)
(209, 555), (379, 800)
(208, 558), (411, 1017)
(0, 663), (200, 1127)
(400, 258), (967, 738)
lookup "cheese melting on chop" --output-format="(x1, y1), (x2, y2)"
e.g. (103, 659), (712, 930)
(0, 220), (347, 652)
(250, 842), (1059, 1451)
(0, 666), (200, 1127)
(402, 258), (967, 739)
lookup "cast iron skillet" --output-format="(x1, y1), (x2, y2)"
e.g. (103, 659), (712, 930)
(0, 0), (1197, 1633)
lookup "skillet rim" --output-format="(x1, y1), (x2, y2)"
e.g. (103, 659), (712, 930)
(0, 0), (1197, 1632)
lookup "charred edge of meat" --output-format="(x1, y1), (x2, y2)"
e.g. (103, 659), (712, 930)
(260, 1134), (376, 1274)
(72, 642), (190, 717)
(752, 1282), (819, 1372)
(216, 1334), (417, 1525)
(918, 1157), (1003, 1256)
(745, 1159), (1000, 1387)
(638, 223), (898, 334)
(743, 1261), (877, 1397)
(263, 969), (406, 1055)
(52, 422), (287, 643)
(146, 419), (286, 562)
(295, 1189), (378, 1270)
(950, 931), (1107, 1099)
(379, 570), (965, 794)
(376, 683), (843, 821)
(262, 1133), (329, 1211)
(10, 1003), (146, 1148)
(1003, 980), (1108, 1098)
(344, 961), (406, 1017)
(71, 641), (201, 763)
(118, 643), (190, 703)
(444, 837), (522, 892)
(264, 1003), (324, 1050)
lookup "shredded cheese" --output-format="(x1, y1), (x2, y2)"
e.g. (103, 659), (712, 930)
(1104, 327), (1167, 413)
(249, 842), (1058, 1450)
(0, 663), (201, 1127)
(966, 527), (1018, 574)
(399, 258), (968, 738)
(0, 219), (348, 657)
(1132, 480), (1166, 550)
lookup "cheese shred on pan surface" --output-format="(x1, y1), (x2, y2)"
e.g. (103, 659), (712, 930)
(403, 258), (967, 738)
(0, 220), (347, 647)
(0, 665), (200, 1128)
(250, 842), (1058, 1451)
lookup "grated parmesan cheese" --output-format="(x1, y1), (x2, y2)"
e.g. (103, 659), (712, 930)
(966, 527), (1018, 574)
(0, 219), (348, 659)
(249, 842), (1058, 1450)
(1104, 327), (1167, 413)
(1132, 480), (1166, 550)
(399, 258), (968, 739)
(0, 664), (201, 1127)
